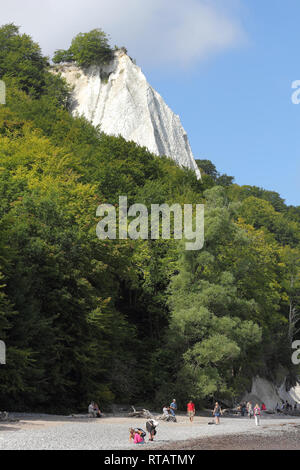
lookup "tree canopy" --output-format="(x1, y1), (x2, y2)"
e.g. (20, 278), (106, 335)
(0, 24), (299, 412)
(53, 29), (114, 68)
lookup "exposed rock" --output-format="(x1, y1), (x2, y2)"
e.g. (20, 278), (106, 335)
(53, 51), (201, 179)
(242, 376), (300, 410)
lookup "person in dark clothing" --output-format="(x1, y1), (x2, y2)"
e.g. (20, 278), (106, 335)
(93, 402), (101, 418)
(146, 419), (159, 441)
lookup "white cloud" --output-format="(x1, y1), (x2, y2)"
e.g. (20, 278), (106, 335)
(0, 0), (246, 69)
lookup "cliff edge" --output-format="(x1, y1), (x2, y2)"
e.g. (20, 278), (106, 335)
(53, 50), (201, 179)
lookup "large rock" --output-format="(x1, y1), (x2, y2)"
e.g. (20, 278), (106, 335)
(242, 376), (300, 410)
(53, 50), (201, 179)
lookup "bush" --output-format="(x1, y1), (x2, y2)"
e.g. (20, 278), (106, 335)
(53, 29), (113, 68)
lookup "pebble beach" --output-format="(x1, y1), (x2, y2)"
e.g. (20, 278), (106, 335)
(1, 412), (300, 450)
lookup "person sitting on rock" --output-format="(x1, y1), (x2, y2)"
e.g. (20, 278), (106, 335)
(162, 405), (170, 419)
(88, 401), (101, 418)
(88, 401), (97, 418)
(93, 402), (101, 418)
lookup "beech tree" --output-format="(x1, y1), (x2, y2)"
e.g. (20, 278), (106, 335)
(53, 29), (113, 68)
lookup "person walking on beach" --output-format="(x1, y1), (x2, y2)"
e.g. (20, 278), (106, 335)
(241, 402), (247, 417)
(254, 404), (261, 426)
(213, 402), (222, 425)
(247, 401), (253, 419)
(187, 400), (195, 423)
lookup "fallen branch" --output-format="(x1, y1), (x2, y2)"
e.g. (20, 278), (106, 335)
(128, 406), (153, 419)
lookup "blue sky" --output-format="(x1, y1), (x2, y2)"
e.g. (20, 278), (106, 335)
(2, 0), (300, 205)
(145, 1), (300, 206)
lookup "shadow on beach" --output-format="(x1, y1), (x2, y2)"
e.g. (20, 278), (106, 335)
(142, 426), (300, 451)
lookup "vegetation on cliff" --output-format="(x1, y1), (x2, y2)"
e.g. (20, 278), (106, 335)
(53, 29), (114, 68)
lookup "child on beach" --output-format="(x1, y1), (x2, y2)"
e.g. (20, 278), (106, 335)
(134, 431), (145, 444)
(129, 428), (135, 442)
(213, 402), (222, 425)
(131, 428), (146, 444)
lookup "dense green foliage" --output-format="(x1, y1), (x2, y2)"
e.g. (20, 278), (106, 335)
(0, 24), (300, 412)
(53, 29), (113, 68)
(196, 159), (234, 187)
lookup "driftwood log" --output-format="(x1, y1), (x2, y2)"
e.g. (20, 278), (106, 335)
(0, 411), (8, 421)
(128, 406), (153, 419)
(158, 414), (177, 422)
(0, 411), (19, 422)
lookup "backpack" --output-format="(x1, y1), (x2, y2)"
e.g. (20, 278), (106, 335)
(136, 428), (146, 439)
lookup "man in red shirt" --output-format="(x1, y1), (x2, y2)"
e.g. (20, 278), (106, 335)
(187, 400), (196, 422)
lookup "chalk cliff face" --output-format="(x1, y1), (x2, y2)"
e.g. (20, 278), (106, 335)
(54, 51), (201, 179)
(242, 376), (300, 410)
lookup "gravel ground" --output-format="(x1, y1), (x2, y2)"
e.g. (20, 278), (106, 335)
(149, 429), (300, 451)
(0, 413), (300, 450)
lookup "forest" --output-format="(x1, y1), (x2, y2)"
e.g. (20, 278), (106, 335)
(0, 24), (300, 413)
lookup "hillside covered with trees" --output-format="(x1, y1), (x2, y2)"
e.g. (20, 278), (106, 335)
(0, 24), (300, 413)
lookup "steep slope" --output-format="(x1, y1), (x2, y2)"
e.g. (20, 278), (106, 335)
(54, 50), (201, 179)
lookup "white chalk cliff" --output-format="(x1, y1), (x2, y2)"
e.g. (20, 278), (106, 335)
(242, 376), (300, 410)
(54, 50), (201, 179)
